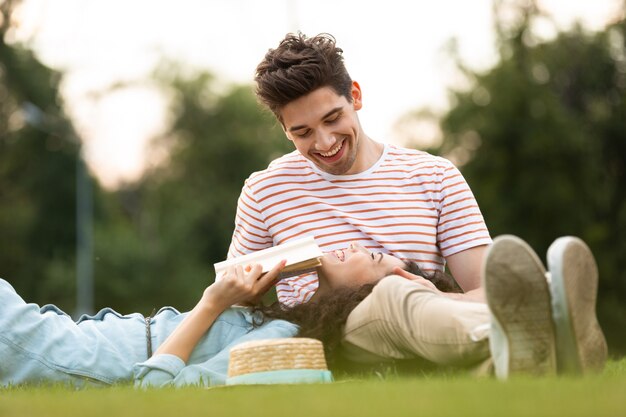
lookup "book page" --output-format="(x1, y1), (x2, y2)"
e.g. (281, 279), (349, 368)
(214, 236), (323, 277)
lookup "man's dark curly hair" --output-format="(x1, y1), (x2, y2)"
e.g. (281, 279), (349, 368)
(254, 32), (353, 122)
(255, 261), (462, 367)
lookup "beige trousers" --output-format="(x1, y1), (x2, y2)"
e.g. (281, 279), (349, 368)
(341, 275), (492, 371)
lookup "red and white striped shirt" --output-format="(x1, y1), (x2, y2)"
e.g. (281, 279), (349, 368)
(226, 144), (491, 306)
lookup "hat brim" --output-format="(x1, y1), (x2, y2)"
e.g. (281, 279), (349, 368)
(226, 369), (333, 385)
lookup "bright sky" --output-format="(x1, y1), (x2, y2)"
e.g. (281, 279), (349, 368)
(10, 0), (623, 188)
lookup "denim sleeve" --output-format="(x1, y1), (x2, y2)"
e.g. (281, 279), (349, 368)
(133, 320), (299, 388)
(132, 354), (185, 388)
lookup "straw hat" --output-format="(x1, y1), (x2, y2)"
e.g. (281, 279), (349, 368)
(226, 338), (333, 385)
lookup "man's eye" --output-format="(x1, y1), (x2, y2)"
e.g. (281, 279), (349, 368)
(325, 114), (341, 124)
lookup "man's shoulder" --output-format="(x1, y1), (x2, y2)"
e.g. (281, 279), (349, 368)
(245, 151), (312, 188)
(385, 144), (454, 169)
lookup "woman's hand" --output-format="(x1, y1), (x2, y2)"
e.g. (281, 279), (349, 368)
(153, 259), (286, 364)
(155, 261), (285, 363)
(392, 266), (440, 291)
(391, 266), (482, 301)
(203, 260), (286, 310)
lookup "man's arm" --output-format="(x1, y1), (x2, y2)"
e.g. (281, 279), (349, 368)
(445, 244), (488, 302)
(226, 183), (273, 261)
(222, 181), (275, 304)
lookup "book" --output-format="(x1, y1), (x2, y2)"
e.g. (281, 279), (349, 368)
(214, 236), (324, 279)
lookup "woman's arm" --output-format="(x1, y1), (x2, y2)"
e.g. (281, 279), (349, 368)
(133, 319), (298, 388)
(153, 260), (286, 363)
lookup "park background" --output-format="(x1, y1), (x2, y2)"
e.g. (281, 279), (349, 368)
(1, 0), (625, 359)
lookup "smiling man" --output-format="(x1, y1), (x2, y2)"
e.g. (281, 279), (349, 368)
(227, 31), (492, 359)
(227, 32), (494, 366)
(223, 32), (607, 378)
(280, 83), (378, 176)
(228, 32), (491, 307)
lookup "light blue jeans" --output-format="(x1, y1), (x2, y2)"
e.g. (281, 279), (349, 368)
(0, 279), (298, 387)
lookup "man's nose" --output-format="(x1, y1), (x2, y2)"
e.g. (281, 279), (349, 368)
(314, 131), (337, 151)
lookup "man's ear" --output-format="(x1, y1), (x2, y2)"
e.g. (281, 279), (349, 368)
(282, 126), (295, 142)
(351, 81), (363, 110)
(279, 119), (294, 142)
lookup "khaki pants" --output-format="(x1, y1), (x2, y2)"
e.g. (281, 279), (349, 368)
(341, 275), (492, 372)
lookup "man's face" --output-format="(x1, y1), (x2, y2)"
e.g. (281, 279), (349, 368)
(279, 83), (364, 175)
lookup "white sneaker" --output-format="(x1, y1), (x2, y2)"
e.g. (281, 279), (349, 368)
(547, 236), (608, 374)
(484, 235), (557, 379)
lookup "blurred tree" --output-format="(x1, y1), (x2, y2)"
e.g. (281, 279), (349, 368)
(92, 65), (291, 313)
(1, 0), (292, 314)
(403, 1), (626, 353)
(0, 0), (290, 314)
(0, 0), (85, 308)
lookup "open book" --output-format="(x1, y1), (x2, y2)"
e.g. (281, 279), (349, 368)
(214, 236), (324, 279)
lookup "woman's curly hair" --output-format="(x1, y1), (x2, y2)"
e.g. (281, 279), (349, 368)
(255, 261), (462, 367)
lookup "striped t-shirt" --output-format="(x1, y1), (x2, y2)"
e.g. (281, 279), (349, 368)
(226, 144), (492, 306)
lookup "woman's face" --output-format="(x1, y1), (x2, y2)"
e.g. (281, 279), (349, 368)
(317, 242), (406, 289)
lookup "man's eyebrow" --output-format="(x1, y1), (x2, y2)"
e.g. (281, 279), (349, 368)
(288, 106), (343, 132)
(322, 106), (343, 119)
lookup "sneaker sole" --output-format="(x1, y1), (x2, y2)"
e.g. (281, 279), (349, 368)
(547, 237), (608, 374)
(484, 235), (557, 378)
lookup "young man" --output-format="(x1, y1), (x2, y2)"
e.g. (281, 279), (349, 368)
(229, 33), (491, 307)
(226, 33), (607, 376)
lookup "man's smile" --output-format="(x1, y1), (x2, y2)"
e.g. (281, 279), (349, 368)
(314, 139), (346, 163)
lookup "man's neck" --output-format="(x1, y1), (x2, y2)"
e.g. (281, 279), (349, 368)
(346, 134), (384, 175)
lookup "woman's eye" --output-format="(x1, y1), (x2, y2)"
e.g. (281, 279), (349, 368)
(370, 253), (375, 260)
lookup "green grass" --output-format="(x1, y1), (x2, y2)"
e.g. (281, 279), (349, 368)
(1, 359), (625, 417)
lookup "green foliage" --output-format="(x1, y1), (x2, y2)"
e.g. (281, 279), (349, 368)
(91, 66), (291, 313)
(0, 15), (290, 314)
(421, 5), (626, 352)
(2, 0), (292, 315)
(0, 21), (82, 308)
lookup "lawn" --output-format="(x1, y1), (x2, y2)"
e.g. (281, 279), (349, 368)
(1, 359), (625, 417)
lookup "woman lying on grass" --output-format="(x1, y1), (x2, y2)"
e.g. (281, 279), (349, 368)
(0, 242), (456, 388)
